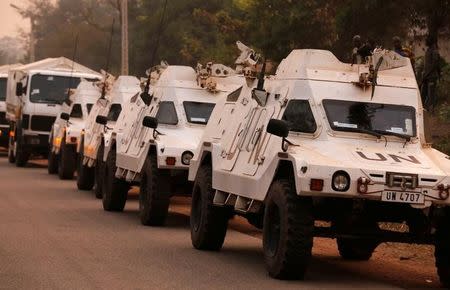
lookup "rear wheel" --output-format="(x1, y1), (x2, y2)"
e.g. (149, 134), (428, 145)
(102, 148), (128, 211)
(190, 164), (231, 251)
(94, 143), (104, 199)
(263, 179), (314, 280)
(335, 219), (379, 261)
(139, 154), (170, 226)
(77, 139), (95, 190)
(435, 208), (450, 288)
(58, 136), (76, 180)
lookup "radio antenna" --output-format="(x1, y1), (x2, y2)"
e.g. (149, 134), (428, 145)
(101, 18), (116, 99)
(65, 33), (79, 105)
(141, 0), (168, 105)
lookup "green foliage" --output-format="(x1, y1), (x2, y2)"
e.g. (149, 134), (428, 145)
(435, 136), (450, 155)
(17, 0), (450, 76)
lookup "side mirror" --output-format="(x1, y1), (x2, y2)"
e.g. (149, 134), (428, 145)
(96, 115), (108, 125)
(16, 83), (23, 96)
(267, 119), (289, 138)
(60, 112), (70, 121)
(142, 116), (158, 129)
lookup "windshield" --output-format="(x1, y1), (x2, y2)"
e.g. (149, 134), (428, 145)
(0, 78), (6, 101)
(30, 74), (81, 104)
(156, 101), (178, 125)
(323, 100), (416, 137)
(183, 101), (215, 125)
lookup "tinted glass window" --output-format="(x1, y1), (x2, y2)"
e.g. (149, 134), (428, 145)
(107, 104), (122, 122)
(0, 78), (6, 101)
(70, 104), (83, 118)
(156, 101), (178, 125)
(30, 74), (81, 104)
(183, 101), (215, 125)
(282, 100), (317, 133)
(86, 104), (94, 114)
(323, 99), (416, 137)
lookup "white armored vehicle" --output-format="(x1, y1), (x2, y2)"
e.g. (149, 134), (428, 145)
(100, 61), (245, 226)
(188, 49), (450, 285)
(77, 75), (141, 197)
(48, 80), (101, 179)
(6, 57), (101, 167)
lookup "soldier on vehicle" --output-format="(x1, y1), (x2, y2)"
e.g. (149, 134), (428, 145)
(421, 35), (441, 112)
(393, 36), (415, 68)
(351, 35), (363, 64)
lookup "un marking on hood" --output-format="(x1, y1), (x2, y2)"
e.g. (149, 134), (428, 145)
(356, 151), (421, 164)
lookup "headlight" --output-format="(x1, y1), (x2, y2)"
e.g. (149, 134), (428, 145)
(332, 171), (350, 192)
(181, 151), (194, 165)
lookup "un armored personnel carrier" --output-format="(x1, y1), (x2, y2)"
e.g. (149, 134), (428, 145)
(48, 80), (101, 179)
(188, 49), (450, 285)
(100, 61), (245, 226)
(77, 75), (141, 197)
(6, 58), (101, 167)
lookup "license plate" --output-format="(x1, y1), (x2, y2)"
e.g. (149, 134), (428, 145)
(30, 138), (40, 145)
(381, 191), (424, 204)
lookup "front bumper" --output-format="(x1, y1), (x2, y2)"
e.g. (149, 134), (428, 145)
(297, 166), (450, 206)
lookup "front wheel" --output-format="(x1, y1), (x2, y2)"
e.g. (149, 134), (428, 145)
(77, 140), (95, 190)
(263, 179), (314, 280)
(190, 164), (232, 251)
(102, 148), (129, 211)
(58, 137), (76, 180)
(47, 135), (58, 174)
(94, 143), (104, 199)
(435, 208), (450, 288)
(139, 154), (170, 226)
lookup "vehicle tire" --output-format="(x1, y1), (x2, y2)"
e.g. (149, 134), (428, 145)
(435, 208), (450, 288)
(14, 125), (29, 168)
(48, 150), (58, 174)
(58, 136), (76, 180)
(335, 219), (379, 261)
(190, 164), (232, 251)
(139, 154), (170, 226)
(263, 179), (314, 280)
(102, 148), (128, 211)
(94, 143), (104, 199)
(7, 128), (15, 164)
(47, 135), (58, 174)
(77, 139), (95, 190)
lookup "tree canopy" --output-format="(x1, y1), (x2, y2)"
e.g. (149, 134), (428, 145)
(10, 0), (450, 76)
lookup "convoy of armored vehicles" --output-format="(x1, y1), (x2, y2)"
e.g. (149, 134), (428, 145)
(1, 43), (449, 287)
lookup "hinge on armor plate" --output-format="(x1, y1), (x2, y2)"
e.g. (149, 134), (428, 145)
(221, 150), (227, 158)
(257, 156), (265, 165)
